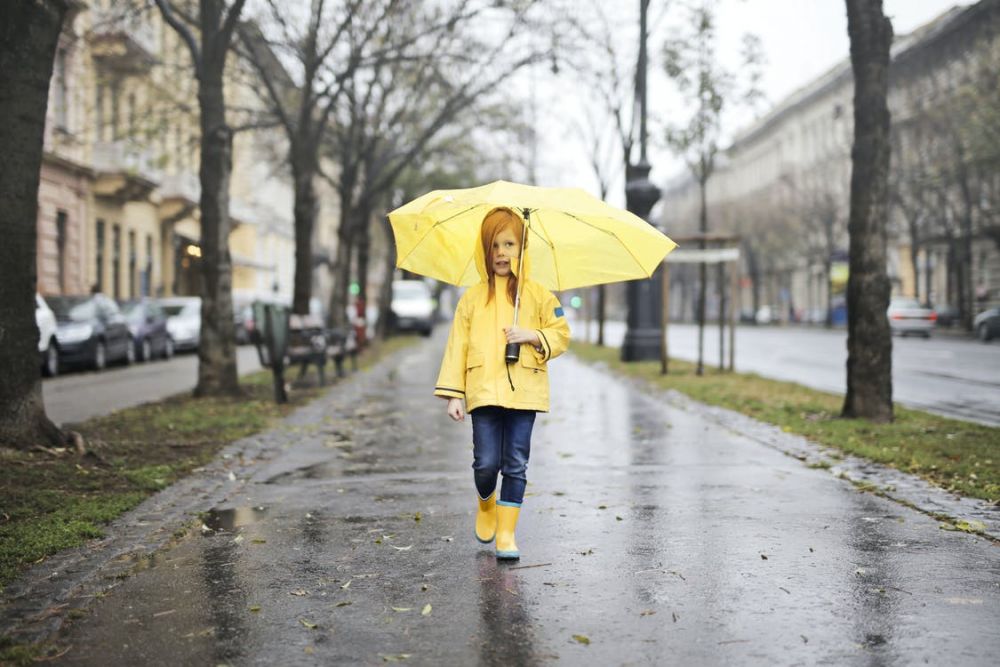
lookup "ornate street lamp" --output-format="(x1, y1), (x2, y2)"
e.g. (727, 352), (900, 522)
(621, 0), (663, 362)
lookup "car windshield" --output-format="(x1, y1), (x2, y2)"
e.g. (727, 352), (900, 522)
(394, 283), (430, 300)
(891, 298), (921, 309)
(49, 297), (96, 322)
(162, 302), (197, 317)
(121, 302), (146, 321)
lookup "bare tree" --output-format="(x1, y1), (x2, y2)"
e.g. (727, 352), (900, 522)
(0, 0), (73, 450)
(153, 0), (247, 397)
(842, 0), (894, 422)
(323, 0), (552, 331)
(238, 0), (403, 314)
(661, 0), (763, 375)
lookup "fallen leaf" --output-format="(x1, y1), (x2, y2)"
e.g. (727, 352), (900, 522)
(300, 618), (318, 629)
(421, 604), (432, 616)
(391, 545), (413, 551)
(421, 584), (429, 592)
(672, 612), (679, 623)
(249, 605), (261, 613)
(391, 607), (412, 612)
(290, 589), (308, 597)
(336, 601), (352, 607)
(380, 654), (412, 662)
(579, 549), (593, 556)
(341, 580), (352, 590)
(153, 609), (176, 618)
(639, 610), (655, 617)
(304, 646), (315, 655)
(414, 513), (422, 522)
(615, 516), (623, 521)
(252, 538), (266, 544)
(440, 536), (453, 542)
(572, 634), (591, 645)
(232, 535), (244, 545)
(597, 505), (607, 510)
(760, 554), (768, 560)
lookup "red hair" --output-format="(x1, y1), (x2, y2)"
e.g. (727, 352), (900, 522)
(480, 207), (525, 305)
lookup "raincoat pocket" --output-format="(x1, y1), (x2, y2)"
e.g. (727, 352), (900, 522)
(520, 353), (546, 372)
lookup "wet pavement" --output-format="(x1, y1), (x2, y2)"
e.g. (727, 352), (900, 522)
(14, 332), (1000, 665)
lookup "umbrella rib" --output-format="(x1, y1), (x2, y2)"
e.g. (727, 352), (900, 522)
(532, 211), (562, 291)
(563, 211), (655, 279)
(395, 204), (482, 273)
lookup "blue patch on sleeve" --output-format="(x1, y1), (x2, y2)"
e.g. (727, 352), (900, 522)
(554, 307), (564, 317)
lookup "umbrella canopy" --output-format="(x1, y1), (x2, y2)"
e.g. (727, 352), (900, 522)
(388, 180), (677, 291)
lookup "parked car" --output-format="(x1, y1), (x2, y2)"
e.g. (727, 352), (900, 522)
(389, 280), (435, 336)
(234, 304), (255, 345)
(160, 297), (201, 351)
(36, 293), (59, 377)
(121, 299), (174, 362)
(933, 303), (960, 328)
(974, 307), (1000, 342)
(49, 294), (134, 370)
(887, 297), (936, 337)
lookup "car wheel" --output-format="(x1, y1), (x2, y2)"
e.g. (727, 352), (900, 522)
(164, 337), (175, 359)
(43, 341), (59, 377)
(125, 338), (136, 365)
(94, 341), (107, 371)
(979, 323), (992, 342)
(141, 338), (152, 362)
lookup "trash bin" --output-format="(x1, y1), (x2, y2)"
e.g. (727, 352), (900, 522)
(251, 301), (290, 403)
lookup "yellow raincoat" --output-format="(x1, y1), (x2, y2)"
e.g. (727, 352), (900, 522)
(434, 236), (570, 412)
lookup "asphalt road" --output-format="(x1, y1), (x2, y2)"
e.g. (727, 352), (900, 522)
(42, 345), (263, 426)
(582, 319), (1000, 427)
(42, 332), (1000, 666)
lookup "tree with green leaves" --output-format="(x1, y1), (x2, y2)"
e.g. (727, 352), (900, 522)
(842, 0), (894, 422)
(661, 0), (762, 375)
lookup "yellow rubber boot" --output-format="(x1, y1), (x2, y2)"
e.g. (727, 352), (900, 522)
(495, 502), (521, 560)
(475, 492), (497, 544)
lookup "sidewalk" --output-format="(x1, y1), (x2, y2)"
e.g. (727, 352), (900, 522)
(4, 333), (999, 665)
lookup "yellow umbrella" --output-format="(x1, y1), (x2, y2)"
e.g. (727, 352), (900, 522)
(388, 180), (677, 291)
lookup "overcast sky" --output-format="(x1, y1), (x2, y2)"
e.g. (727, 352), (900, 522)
(534, 0), (972, 205)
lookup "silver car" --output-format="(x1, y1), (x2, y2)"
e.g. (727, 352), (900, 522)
(887, 297), (936, 338)
(160, 297), (201, 351)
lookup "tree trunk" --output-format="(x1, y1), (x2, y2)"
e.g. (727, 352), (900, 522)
(291, 146), (318, 315)
(375, 218), (396, 340)
(842, 0), (894, 423)
(355, 199), (372, 304)
(194, 3), (240, 397)
(0, 0), (70, 449)
(596, 284), (606, 346)
(328, 207), (355, 329)
(696, 175), (708, 375)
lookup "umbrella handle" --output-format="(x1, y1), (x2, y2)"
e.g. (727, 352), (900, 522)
(505, 208), (531, 365)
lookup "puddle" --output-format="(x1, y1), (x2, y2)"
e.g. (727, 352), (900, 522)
(203, 506), (268, 532)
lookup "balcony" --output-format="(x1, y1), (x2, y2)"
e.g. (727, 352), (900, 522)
(92, 141), (160, 201)
(89, 7), (157, 72)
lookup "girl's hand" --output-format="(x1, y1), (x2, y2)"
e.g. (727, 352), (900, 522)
(503, 326), (540, 346)
(447, 397), (465, 422)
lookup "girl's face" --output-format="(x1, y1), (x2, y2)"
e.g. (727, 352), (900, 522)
(491, 226), (520, 277)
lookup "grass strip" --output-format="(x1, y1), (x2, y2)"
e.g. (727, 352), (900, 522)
(0, 337), (417, 595)
(570, 341), (999, 503)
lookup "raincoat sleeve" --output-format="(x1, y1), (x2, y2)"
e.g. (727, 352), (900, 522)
(434, 292), (471, 400)
(531, 288), (571, 363)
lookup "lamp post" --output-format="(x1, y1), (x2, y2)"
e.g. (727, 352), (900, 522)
(621, 0), (663, 362)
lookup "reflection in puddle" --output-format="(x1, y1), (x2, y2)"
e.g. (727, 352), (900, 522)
(203, 506), (268, 532)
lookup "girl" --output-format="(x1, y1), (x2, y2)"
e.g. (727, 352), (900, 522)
(434, 207), (570, 560)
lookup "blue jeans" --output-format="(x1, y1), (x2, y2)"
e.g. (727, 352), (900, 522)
(470, 406), (536, 505)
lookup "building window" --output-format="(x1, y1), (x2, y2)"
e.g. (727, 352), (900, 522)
(56, 210), (68, 294)
(54, 49), (68, 131)
(112, 224), (121, 299)
(144, 234), (154, 296)
(110, 82), (120, 141)
(128, 229), (137, 299)
(95, 219), (105, 292)
(128, 92), (137, 140)
(95, 84), (105, 142)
